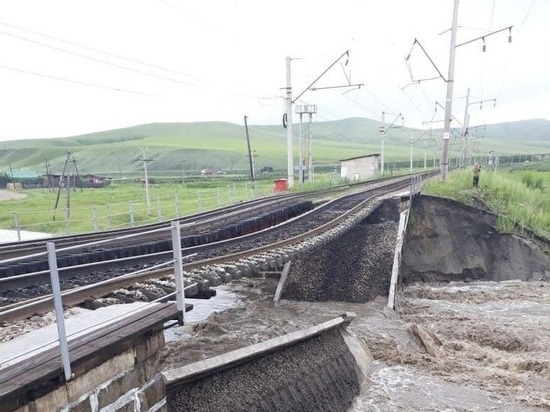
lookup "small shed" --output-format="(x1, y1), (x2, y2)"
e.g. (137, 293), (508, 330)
(339, 154), (380, 181)
(273, 178), (288, 192)
(83, 174), (111, 188)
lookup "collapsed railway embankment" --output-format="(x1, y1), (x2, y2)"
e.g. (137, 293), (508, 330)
(401, 195), (550, 283)
(2, 190), (548, 411)
(162, 193), (550, 411)
(282, 197), (402, 303)
(162, 196), (405, 411)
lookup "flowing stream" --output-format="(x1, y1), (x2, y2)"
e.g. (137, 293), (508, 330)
(162, 278), (550, 411)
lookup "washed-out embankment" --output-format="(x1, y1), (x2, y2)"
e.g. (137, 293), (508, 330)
(162, 196), (402, 411)
(162, 195), (550, 411)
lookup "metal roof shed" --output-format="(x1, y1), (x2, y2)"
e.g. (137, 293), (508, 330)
(339, 154), (380, 181)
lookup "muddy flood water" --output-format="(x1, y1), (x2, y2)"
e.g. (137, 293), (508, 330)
(162, 278), (549, 411)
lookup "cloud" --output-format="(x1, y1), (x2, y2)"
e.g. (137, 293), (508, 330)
(0, 0), (546, 141)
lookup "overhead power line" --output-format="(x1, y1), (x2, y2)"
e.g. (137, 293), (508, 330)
(0, 20), (201, 80)
(0, 65), (156, 96)
(0, 29), (199, 87)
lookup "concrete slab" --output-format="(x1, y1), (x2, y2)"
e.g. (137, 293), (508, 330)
(0, 302), (155, 369)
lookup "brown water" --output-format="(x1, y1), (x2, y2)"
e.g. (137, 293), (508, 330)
(162, 278), (550, 411)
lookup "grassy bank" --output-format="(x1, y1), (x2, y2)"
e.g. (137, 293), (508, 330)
(0, 173), (352, 236)
(423, 167), (550, 239)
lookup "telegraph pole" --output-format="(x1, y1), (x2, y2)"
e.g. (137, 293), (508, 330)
(424, 140), (428, 170)
(244, 115), (257, 195)
(284, 57), (294, 187)
(460, 87), (470, 167)
(139, 149), (154, 214)
(410, 134), (414, 173)
(379, 112), (403, 175)
(307, 109), (315, 182)
(295, 104), (317, 184)
(440, 0), (511, 179)
(379, 111), (385, 175)
(298, 111), (304, 185)
(441, 0), (459, 181)
(460, 91), (495, 167)
(284, 50), (361, 188)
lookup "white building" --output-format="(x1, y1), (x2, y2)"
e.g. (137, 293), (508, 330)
(340, 154), (380, 181)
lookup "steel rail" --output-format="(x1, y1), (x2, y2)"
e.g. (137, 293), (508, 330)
(0, 175), (397, 260)
(0, 175), (423, 323)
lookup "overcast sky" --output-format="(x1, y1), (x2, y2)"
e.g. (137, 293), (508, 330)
(0, 0), (546, 142)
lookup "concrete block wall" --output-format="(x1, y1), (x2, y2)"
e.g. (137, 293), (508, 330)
(12, 330), (167, 412)
(165, 328), (361, 412)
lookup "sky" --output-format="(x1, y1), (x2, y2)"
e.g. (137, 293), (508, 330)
(0, 0), (547, 142)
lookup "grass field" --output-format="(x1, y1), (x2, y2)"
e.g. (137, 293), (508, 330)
(1, 163), (548, 239)
(0, 173), (353, 236)
(0, 179), (277, 235)
(423, 166), (550, 238)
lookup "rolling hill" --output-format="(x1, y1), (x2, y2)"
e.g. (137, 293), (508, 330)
(0, 117), (548, 177)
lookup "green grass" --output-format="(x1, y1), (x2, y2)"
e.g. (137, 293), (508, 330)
(1, 118), (548, 178)
(423, 167), (550, 238)
(0, 170), (394, 236)
(0, 179), (277, 235)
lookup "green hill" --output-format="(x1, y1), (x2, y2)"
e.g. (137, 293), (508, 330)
(0, 117), (548, 177)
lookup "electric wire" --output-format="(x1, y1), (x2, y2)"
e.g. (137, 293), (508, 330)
(496, 0), (536, 102)
(489, 0), (497, 30)
(0, 65), (156, 96)
(0, 29), (199, 87)
(294, 101), (353, 141)
(0, 21), (201, 80)
(0, 23), (278, 104)
(0, 19), (282, 105)
(342, 93), (379, 119)
(154, 0), (220, 33)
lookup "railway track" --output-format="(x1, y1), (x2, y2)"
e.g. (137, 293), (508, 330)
(0, 172), (434, 323)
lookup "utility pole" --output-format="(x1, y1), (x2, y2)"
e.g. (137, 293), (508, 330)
(424, 140), (428, 170)
(295, 104), (317, 185)
(283, 50), (361, 188)
(139, 149), (154, 214)
(410, 134), (414, 173)
(441, 0), (459, 181)
(284, 57), (294, 188)
(298, 111), (304, 185)
(244, 115), (257, 196)
(460, 88), (496, 168)
(460, 87), (470, 168)
(440, 0), (511, 180)
(307, 110), (314, 182)
(379, 112), (403, 175)
(53, 151), (78, 221)
(180, 158), (186, 183)
(379, 111), (385, 175)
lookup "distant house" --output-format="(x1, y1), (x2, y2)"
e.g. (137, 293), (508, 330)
(9, 170), (40, 180)
(82, 174), (111, 188)
(339, 154), (380, 181)
(4, 170), (41, 189)
(201, 168), (221, 176)
(43, 174), (61, 188)
(43, 174), (110, 188)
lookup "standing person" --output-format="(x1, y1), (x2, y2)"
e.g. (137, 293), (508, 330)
(472, 163), (481, 188)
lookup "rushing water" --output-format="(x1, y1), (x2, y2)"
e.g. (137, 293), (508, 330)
(162, 278), (550, 411)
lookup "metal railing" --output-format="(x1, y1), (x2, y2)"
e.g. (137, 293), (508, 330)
(0, 221), (190, 381)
